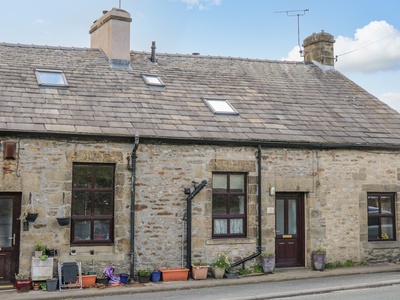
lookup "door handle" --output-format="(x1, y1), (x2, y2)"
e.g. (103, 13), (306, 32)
(8, 234), (15, 245)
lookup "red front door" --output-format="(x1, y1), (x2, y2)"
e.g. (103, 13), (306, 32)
(275, 193), (304, 267)
(0, 193), (21, 286)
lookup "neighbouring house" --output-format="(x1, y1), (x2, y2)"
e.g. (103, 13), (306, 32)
(1, 7), (400, 286)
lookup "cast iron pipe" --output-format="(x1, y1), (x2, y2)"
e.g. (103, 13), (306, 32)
(230, 145), (262, 268)
(128, 135), (139, 279)
(186, 180), (207, 270)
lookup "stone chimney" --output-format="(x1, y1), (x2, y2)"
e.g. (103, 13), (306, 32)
(89, 8), (132, 68)
(303, 30), (335, 66)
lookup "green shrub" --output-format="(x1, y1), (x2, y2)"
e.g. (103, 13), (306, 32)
(239, 268), (251, 275)
(253, 264), (263, 273)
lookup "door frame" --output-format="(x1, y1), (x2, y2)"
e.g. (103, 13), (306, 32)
(275, 192), (305, 267)
(0, 192), (21, 285)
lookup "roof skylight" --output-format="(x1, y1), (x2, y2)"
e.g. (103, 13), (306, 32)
(203, 98), (239, 115)
(141, 74), (165, 87)
(35, 69), (68, 87)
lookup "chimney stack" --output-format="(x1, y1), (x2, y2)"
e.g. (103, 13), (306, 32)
(303, 30), (335, 66)
(89, 8), (132, 68)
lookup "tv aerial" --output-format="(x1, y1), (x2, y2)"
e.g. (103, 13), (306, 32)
(275, 9), (309, 57)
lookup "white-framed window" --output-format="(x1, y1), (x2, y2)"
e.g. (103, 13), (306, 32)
(203, 98), (239, 115)
(35, 69), (68, 87)
(141, 74), (165, 87)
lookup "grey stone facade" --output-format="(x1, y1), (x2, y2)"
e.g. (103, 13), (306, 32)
(2, 137), (400, 274)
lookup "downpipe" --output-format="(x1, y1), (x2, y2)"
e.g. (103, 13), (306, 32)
(127, 135), (139, 280)
(186, 180), (207, 270)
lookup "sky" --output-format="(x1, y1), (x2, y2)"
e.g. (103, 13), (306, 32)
(1, 0), (399, 112)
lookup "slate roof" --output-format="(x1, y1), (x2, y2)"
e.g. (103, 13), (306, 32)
(1, 42), (400, 148)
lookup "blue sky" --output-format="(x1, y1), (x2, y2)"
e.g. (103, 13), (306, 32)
(1, 0), (400, 111)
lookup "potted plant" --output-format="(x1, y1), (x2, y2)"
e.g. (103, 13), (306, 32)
(211, 252), (230, 279)
(312, 248), (327, 271)
(34, 242), (46, 258)
(159, 268), (189, 282)
(191, 260), (209, 280)
(138, 269), (152, 283)
(260, 252), (275, 273)
(96, 274), (109, 285)
(15, 273), (32, 293)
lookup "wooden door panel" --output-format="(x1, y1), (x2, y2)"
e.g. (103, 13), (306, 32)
(275, 193), (304, 267)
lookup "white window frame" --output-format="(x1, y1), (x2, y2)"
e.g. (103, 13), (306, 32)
(35, 69), (68, 87)
(203, 98), (239, 115)
(141, 74), (165, 87)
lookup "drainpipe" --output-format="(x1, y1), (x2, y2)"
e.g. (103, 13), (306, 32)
(231, 145), (262, 268)
(186, 180), (207, 270)
(127, 135), (139, 280)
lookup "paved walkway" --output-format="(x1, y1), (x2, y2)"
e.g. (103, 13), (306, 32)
(3, 263), (400, 300)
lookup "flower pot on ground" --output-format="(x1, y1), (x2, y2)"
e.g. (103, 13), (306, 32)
(191, 262), (209, 280)
(160, 268), (189, 282)
(46, 278), (58, 291)
(312, 249), (326, 271)
(96, 277), (109, 285)
(15, 274), (31, 293)
(224, 271), (238, 279)
(211, 267), (225, 279)
(260, 253), (275, 273)
(138, 269), (152, 283)
(151, 270), (161, 282)
(81, 274), (97, 287)
(119, 273), (130, 284)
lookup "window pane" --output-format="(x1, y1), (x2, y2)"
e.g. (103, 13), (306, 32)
(214, 219), (227, 234)
(73, 165), (92, 188)
(74, 220), (91, 241)
(213, 174), (227, 192)
(0, 198), (13, 247)
(95, 165), (114, 188)
(213, 195), (227, 214)
(94, 192), (113, 215)
(230, 219), (243, 234)
(288, 199), (297, 235)
(38, 71), (65, 85)
(381, 217), (394, 239)
(381, 196), (393, 214)
(94, 220), (110, 240)
(230, 195), (244, 214)
(72, 191), (91, 215)
(230, 175), (244, 192)
(368, 216), (379, 240)
(276, 199), (284, 235)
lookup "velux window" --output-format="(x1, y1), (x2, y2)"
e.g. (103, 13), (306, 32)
(35, 69), (68, 87)
(203, 98), (239, 115)
(368, 193), (396, 241)
(212, 173), (247, 238)
(141, 74), (165, 87)
(71, 163), (114, 245)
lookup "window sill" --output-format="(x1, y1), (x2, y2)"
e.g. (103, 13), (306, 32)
(206, 238), (257, 245)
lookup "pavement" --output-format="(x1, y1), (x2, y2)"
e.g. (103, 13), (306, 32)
(3, 263), (400, 300)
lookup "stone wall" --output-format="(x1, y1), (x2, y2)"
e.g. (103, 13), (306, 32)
(1, 137), (400, 275)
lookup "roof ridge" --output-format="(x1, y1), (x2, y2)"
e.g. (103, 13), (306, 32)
(0, 42), (96, 51)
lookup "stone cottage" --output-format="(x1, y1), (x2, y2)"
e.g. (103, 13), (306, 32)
(1, 7), (400, 286)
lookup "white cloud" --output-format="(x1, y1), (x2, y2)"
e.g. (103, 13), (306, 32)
(335, 21), (400, 73)
(379, 92), (400, 112)
(180, 0), (221, 10)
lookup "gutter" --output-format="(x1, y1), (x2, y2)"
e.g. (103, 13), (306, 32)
(3, 130), (400, 151)
(127, 135), (139, 279)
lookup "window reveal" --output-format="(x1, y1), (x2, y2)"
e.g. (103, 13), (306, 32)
(212, 173), (247, 238)
(367, 193), (396, 241)
(71, 163), (114, 245)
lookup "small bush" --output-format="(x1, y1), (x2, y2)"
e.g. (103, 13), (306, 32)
(253, 264), (263, 273)
(239, 268), (251, 275)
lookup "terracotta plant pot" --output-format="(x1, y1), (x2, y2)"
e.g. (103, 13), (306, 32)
(160, 268), (189, 282)
(191, 265), (209, 280)
(81, 274), (97, 287)
(15, 278), (32, 293)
